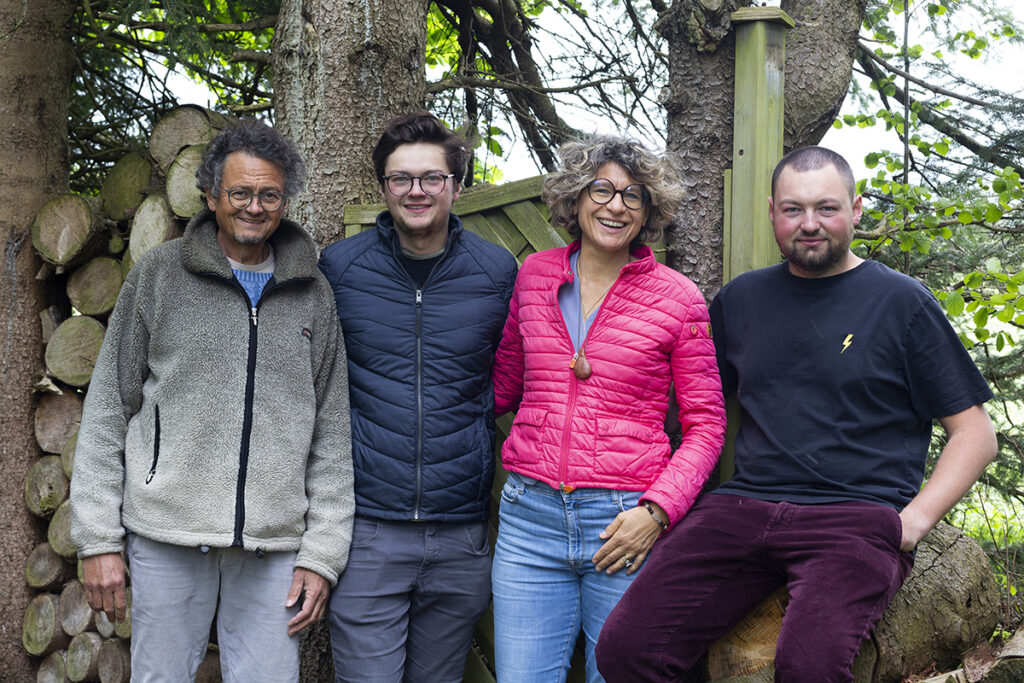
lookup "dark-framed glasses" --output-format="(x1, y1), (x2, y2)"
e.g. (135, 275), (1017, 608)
(222, 187), (286, 211)
(587, 178), (648, 210)
(383, 173), (455, 197)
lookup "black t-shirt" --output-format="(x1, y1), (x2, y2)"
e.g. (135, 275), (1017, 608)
(399, 250), (444, 288)
(710, 260), (993, 510)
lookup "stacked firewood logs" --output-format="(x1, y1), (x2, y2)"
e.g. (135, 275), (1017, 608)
(23, 105), (232, 683)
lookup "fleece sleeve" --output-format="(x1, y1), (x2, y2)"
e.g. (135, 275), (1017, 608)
(70, 275), (150, 558)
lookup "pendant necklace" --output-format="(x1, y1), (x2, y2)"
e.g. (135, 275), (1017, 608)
(570, 253), (615, 380)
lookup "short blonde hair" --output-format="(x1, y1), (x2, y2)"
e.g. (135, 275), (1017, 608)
(542, 135), (682, 246)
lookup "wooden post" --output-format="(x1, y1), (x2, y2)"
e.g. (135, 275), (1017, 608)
(719, 7), (794, 484)
(724, 7), (793, 283)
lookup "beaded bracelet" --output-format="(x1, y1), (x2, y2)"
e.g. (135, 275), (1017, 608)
(643, 501), (668, 531)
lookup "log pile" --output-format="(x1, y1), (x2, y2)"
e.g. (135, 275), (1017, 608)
(21, 105), (232, 682)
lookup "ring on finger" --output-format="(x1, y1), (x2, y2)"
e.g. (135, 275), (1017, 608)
(622, 557), (634, 569)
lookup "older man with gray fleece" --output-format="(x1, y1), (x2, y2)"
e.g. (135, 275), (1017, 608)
(70, 119), (354, 682)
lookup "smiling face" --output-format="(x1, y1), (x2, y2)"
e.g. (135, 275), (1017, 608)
(206, 151), (286, 264)
(770, 163), (863, 278)
(381, 142), (461, 254)
(576, 162), (649, 258)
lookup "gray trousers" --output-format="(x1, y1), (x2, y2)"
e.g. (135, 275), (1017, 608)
(126, 533), (300, 682)
(327, 517), (492, 683)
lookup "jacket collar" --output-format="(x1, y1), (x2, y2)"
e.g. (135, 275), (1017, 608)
(180, 208), (319, 282)
(374, 211), (464, 253)
(561, 240), (657, 280)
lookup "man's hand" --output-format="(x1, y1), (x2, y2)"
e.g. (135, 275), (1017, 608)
(82, 553), (128, 623)
(286, 568), (330, 636)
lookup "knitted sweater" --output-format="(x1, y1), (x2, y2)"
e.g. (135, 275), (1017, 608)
(70, 209), (354, 584)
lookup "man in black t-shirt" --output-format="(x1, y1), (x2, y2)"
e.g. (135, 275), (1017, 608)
(597, 147), (997, 682)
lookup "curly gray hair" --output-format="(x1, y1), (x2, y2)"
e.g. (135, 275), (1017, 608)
(542, 135), (682, 246)
(195, 118), (307, 199)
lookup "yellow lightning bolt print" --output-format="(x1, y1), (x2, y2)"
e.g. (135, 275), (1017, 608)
(841, 334), (853, 354)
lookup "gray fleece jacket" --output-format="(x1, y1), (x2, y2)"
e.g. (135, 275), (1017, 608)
(70, 209), (353, 585)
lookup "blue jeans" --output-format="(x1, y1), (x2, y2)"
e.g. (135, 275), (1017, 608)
(492, 472), (642, 683)
(327, 517), (492, 683)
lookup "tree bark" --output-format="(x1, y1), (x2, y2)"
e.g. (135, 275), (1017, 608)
(272, 0), (428, 247)
(780, 0), (869, 151)
(0, 0), (74, 676)
(661, 0), (869, 297)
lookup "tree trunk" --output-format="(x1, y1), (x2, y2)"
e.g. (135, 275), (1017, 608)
(661, 0), (869, 297)
(0, 0), (74, 676)
(272, 0), (428, 247)
(660, 0), (747, 294)
(780, 0), (869, 150)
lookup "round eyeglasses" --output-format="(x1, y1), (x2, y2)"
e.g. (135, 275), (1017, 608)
(222, 188), (285, 212)
(587, 179), (648, 210)
(382, 173), (456, 197)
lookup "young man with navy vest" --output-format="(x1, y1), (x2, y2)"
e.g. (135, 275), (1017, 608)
(319, 111), (517, 682)
(596, 146), (998, 682)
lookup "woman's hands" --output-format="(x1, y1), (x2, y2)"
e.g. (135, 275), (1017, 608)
(592, 501), (668, 575)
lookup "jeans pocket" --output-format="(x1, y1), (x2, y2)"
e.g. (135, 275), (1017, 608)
(349, 518), (382, 548)
(462, 522), (491, 555)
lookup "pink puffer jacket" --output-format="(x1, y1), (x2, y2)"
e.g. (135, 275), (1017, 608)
(493, 243), (726, 527)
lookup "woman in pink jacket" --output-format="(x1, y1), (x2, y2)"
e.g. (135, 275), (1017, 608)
(491, 135), (727, 682)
